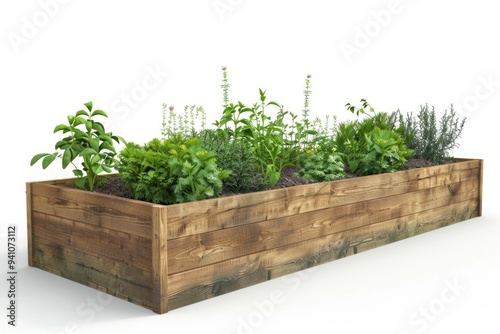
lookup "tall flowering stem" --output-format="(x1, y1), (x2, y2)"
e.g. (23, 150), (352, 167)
(303, 74), (312, 130)
(221, 66), (230, 110)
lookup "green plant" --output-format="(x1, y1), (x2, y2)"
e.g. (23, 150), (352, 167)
(336, 99), (412, 175)
(199, 129), (266, 193)
(353, 128), (413, 175)
(161, 104), (206, 139)
(215, 89), (295, 187)
(396, 104), (466, 164)
(221, 66), (230, 110)
(118, 135), (229, 204)
(30, 101), (126, 190)
(296, 147), (347, 182)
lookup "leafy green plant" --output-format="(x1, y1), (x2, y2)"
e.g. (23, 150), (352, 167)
(336, 99), (412, 175)
(396, 104), (466, 164)
(118, 135), (229, 204)
(353, 128), (413, 175)
(215, 89), (295, 187)
(296, 148), (347, 182)
(30, 101), (126, 190)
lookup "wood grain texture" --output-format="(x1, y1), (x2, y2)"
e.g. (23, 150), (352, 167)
(152, 205), (169, 314)
(167, 199), (479, 310)
(26, 159), (483, 314)
(165, 159), (481, 239)
(167, 178), (479, 274)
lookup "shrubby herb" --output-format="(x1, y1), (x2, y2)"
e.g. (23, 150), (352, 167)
(30, 101), (126, 190)
(199, 129), (266, 193)
(396, 104), (466, 164)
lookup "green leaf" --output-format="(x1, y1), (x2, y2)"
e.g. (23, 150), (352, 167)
(84, 101), (93, 112)
(90, 154), (101, 164)
(73, 169), (84, 177)
(73, 116), (87, 127)
(30, 153), (50, 166)
(92, 165), (103, 174)
(91, 109), (108, 118)
(80, 148), (98, 156)
(92, 122), (105, 135)
(55, 140), (70, 150)
(102, 165), (112, 173)
(75, 109), (90, 117)
(85, 120), (93, 132)
(268, 171), (280, 188)
(54, 124), (71, 133)
(62, 148), (72, 168)
(75, 177), (86, 189)
(42, 154), (57, 169)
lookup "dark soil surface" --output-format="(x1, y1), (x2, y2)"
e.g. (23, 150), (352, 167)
(93, 158), (437, 200)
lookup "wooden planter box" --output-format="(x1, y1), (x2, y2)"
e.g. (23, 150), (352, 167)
(26, 158), (483, 314)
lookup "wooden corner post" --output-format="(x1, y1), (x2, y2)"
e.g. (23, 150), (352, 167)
(26, 182), (34, 267)
(152, 205), (168, 314)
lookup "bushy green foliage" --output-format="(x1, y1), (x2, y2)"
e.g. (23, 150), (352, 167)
(200, 129), (266, 193)
(30, 101), (126, 190)
(354, 128), (413, 175)
(296, 148), (347, 182)
(335, 99), (413, 175)
(118, 136), (229, 204)
(215, 89), (296, 187)
(396, 104), (466, 164)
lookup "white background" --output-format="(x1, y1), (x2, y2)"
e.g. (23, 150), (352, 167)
(1, 1), (499, 333)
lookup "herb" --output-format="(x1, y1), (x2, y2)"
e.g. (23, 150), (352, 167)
(30, 101), (126, 190)
(396, 104), (466, 164)
(118, 136), (229, 204)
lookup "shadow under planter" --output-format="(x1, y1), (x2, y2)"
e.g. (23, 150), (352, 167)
(26, 158), (483, 314)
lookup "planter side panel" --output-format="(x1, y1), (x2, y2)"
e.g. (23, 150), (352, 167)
(27, 181), (155, 309)
(165, 159), (482, 310)
(166, 159), (481, 239)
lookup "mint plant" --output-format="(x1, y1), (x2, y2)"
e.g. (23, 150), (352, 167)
(30, 101), (126, 190)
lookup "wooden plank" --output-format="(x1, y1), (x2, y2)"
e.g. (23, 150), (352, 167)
(167, 178), (479, 274)
(166, 159), (481, 239)
(31, 212), (153, 272)
(478, 159), (484, 216)
(151, 205), (168, 314)
(31, 182), (153, 238)
(32, 241), (153, 308)
(166, 199), (479, 310)
(26, 182), (34, 266)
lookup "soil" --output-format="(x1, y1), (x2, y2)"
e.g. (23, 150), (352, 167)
(92, 158), (437, 200)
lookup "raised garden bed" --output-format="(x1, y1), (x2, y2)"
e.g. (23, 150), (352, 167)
(26, 158), (483, 314)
